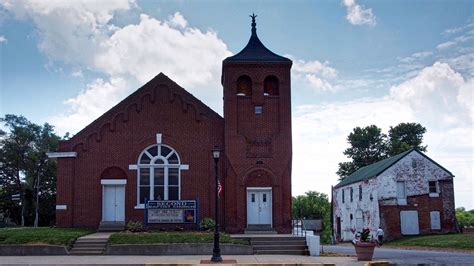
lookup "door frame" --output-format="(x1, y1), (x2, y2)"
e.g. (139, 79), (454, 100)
(246, 187), (272, 227)
(101, 179), (127, 222)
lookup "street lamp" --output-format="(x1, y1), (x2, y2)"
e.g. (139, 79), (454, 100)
(211, 145), (222, 262)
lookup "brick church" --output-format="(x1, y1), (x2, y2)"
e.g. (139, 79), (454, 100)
(49, 16), (293, 234)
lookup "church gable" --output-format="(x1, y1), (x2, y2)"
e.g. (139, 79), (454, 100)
(60, 73), (223, 153)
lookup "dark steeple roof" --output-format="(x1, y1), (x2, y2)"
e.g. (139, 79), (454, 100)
(223, 14), (291, 64)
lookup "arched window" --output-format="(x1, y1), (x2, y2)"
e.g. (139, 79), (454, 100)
(136, 144), (182, 204)
(264, 75), (279, 96)
(236, 75), (252, 96)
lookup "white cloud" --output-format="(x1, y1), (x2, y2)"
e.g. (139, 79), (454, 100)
(0, 35), (7, 43)
(1, 0), (135, 65)
(342, 0), (376, 26)
(443, 22), (474, 35)
(49, 77), (129, 134)
(293, 62), (473, 210)
(292, 97), (414, 200)
(167, 12), (187, 28)
(436, 41), (456, 50)
(390, 62), (473, 126)
(292, 58), (338, 92)
(94, 14), (231, 89)
(71, 70), (83, 78)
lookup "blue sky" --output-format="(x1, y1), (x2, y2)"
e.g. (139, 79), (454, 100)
(1, 0), (473, 209)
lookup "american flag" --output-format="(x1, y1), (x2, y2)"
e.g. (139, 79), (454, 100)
(217, 179), (223, 198)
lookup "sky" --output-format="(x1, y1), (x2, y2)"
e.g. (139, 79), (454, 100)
(0, 0), (473, 209)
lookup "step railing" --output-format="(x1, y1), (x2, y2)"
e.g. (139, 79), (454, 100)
(292, 218), (307, 237)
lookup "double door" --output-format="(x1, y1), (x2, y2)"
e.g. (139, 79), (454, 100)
(102, 185), (125, 222)
(247, 189), (272, 225)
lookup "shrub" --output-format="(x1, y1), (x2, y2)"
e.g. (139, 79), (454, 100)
(126, 221), (146, 233)
(200, 218), (216, 231)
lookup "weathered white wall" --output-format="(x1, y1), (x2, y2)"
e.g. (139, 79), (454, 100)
(333, 150), (453, 241)
(377, 151), (452, 203)
(333, 178), (380, 241)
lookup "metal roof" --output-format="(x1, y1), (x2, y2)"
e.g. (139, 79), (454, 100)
(334, 148), (454, 188)
(223, 15), (291, 64)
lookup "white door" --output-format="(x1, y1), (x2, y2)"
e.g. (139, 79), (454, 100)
(400, 210), (419, 235)
(103, 185), (125, 222)
(247, 189), (272, 225)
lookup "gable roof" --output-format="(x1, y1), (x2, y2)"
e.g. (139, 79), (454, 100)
(63, 73), (223, 146)
(334, 148), (454, 188)
(223, 19), (291, 64)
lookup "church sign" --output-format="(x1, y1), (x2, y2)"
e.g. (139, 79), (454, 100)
(146, 200), (197, 224)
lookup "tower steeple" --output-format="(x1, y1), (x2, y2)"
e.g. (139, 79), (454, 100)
(250, 13), (257, 36)
(223, 14), (291, 64)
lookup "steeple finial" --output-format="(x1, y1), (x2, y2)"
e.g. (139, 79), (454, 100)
(250, 13), (257, 35)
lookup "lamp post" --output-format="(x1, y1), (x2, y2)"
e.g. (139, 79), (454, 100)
(211, 145), (222, 262)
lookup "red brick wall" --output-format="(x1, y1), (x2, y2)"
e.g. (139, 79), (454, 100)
(222, 62), (293, 233)
(56, 74), (224, 228)
(379, 180), (456, 240)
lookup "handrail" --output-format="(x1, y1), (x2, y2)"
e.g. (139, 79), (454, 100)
(292, 218), (307, 237)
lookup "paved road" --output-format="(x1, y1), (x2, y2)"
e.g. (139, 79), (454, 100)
(323, 244), (474, 265)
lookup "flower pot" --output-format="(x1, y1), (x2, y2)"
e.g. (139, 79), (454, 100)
(353, 242), (376, 261)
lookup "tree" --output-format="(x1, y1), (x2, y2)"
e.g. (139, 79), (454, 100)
(337, 125), (388, 180)
(337, 123), (428, 180)
(456, 207), (474, 228)
(292, 191), (331, 243)
(0, 115), (60, 226)
(387, 122), (427, 156)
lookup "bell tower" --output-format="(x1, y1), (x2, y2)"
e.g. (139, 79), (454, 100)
(222, 14), (293, 233)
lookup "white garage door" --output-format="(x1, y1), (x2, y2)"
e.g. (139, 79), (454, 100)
(400, 210), (419, 235)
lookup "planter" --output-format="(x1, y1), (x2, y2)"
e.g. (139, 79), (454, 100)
(353, 242), (376, 261)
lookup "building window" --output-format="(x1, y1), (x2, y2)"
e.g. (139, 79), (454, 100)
(264, 75), (279, 96)
(397, 181), (407, 205)
(137, 144), (182, 204)
(236, 75), (252, 96)
(429, 181), (439, 197)
(359, 185), (362, 201)
(342, 189), (345, 203)
(350, 187), (353, 202)
(430, 211), (441, 230)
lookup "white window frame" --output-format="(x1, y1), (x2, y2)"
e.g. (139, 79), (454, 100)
(130, 134), (189, 209)
(397, 181), (407, 205)
(428, 180), (439, 197)
(430, 211), (441, 230)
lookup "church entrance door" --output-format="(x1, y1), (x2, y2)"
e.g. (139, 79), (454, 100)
(247, 188), (272, 226)
(102, 185), (125, 222)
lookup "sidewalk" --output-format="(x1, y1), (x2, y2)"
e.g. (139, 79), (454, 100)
(0, 254), (367, 265)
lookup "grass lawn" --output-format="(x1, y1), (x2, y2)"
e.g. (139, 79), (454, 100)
(108, 231), (249, 245)
(0, 227), (94, 247)
(387, 233), (474, 250)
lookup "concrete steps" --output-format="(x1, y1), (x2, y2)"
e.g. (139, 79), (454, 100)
(233, 235), (309, 255)
(244, 225), (277, 235)
(69, 235), (110, 255)
(97, 221), (125, 232)
(251, 236), (308, 255)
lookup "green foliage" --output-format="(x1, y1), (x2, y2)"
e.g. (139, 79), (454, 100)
(337, 123), (427, 180)
(388, 122), (427, 156)
(292, 191), (331, 244)
(199, 217), (216, 231)
(0, 227), (93, 248)
(126, 221), (146, 232)
(456, 207), (474, 228)
(108, 232), (249, 245)
(388, 233), (474, 250)
(358, 228), (371, 242)
(337, 125), (387, 180)
(0, 114), (61, 226)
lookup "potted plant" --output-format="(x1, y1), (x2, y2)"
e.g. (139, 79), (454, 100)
(352, 228), (377, 261)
